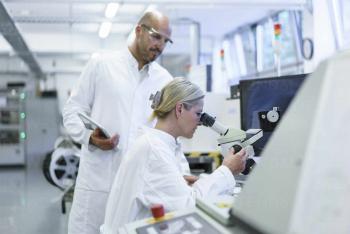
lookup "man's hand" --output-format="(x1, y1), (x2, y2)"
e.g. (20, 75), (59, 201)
(89, 128), (119, 150)
(183, 175), (199, 186)
(222, 147), (248, 175)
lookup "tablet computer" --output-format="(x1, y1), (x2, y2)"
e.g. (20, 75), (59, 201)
(77, 112), (111, 138)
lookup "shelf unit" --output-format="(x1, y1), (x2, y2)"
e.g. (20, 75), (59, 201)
(0, 88), (26, 165)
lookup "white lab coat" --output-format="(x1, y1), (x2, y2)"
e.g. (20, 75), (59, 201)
(101, 126), (236, 234)
(62, 49), (172, 234)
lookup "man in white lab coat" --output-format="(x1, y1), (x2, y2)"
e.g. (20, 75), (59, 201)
(62, 11), (174, 234)
(101, 78), (247, 233)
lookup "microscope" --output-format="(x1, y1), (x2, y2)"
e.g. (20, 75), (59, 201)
(200, 113), (263, 175)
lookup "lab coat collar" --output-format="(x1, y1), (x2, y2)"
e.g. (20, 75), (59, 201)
(143, 126), (181, 153)
(125, 48), (150, 74)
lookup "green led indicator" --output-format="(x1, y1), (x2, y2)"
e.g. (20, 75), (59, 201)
(20, 132), (26, 140)
(20, 112), (26, 119)
(20, 92), (26, 100)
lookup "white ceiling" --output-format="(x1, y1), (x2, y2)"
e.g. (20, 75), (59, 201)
(0, 0), (307, 77)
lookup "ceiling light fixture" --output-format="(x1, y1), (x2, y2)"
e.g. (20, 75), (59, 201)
(99, 21), (112, 38)
(105, 3), (120, 19)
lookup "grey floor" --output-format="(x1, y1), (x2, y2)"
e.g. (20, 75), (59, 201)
(0, 157), (68, 234)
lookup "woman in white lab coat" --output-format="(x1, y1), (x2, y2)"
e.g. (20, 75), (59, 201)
(101, 77), (247, 233)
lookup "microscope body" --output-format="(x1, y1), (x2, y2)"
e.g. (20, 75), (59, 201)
(200, 113), (263, 175)
(217, 128), (247, 154)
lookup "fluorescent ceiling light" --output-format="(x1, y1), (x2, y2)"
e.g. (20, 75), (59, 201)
(99, 21), (112, 38)
(105, 3), (120, 19)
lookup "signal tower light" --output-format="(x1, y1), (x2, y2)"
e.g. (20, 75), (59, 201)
(274, 23), (282, 39)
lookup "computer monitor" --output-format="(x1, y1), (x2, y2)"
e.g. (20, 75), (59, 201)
(239, 74), (307, 155)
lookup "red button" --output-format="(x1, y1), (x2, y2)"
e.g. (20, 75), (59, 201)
(150, 204), (164, 219)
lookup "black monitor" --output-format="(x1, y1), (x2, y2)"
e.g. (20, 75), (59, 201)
(239, 74), (307, 155)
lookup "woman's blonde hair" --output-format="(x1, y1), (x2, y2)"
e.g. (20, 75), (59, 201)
(150, 77), (204, 120)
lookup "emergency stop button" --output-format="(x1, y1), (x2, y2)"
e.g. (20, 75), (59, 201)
(150, 204), (165, 219)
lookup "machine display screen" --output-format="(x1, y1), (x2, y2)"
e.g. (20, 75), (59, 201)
(239, 74), (307, 155)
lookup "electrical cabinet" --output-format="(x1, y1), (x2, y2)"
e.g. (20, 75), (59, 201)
(0, 88), (27, 165)
(25, 95), (60, 167)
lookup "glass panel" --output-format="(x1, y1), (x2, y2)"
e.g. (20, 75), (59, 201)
(241, 28), (257, 75)
(262, 18), (274, 70)
(234, 34), (247, 76)
(256, 25), (264, 72)
(339, 0), (350, 47)
(223, 38), (241, 85)
(277, 11), (298, 65)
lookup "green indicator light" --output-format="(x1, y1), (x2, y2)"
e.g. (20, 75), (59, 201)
(20, 132), (26, 140)
(20, 92), (26, 100)
(20, 112), (26, 119)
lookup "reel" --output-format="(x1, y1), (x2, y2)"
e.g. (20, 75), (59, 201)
(43, 138), (80, 190)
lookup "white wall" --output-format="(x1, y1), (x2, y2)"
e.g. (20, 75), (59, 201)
(47, 74), (80, 114)
(303, 0), (337, 73)
(313, 0), (337, 62)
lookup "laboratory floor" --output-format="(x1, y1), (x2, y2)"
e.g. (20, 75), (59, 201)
(0, 156), (68, 234)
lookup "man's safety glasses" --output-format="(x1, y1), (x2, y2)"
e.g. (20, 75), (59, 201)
(141, 24), (173, 45)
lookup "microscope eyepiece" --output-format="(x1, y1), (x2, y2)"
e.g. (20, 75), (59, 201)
(200, 112), (228, 135)
(200, 113), (216, 127)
